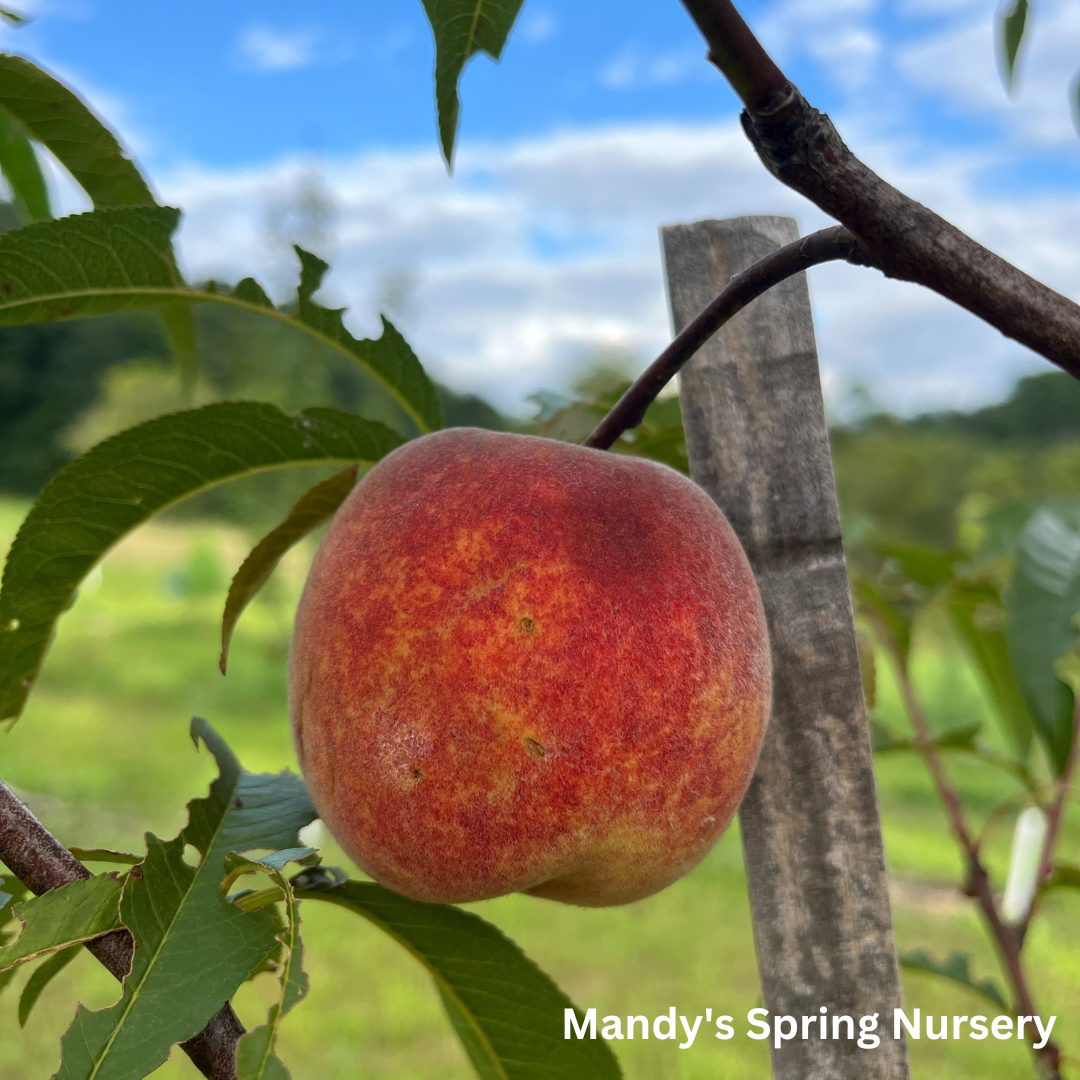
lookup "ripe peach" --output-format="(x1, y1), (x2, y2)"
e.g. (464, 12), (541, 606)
(289, 428), (770, 906)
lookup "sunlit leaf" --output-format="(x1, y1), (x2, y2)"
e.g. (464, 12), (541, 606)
(0, 402), (402, 722)
(220, 465), (358, 674)
(0, 108), (48, 220)
(0, 874), (123, 971)
(1005, 498), (1080, 774)
(421, 0), (526, 165)
(0, 54), (154, 206)
(899, 949), (1007, 1009)
(297, 878), (622, 1080)
(18, 943), (80, 1026)
(54, 718), (317, 1080)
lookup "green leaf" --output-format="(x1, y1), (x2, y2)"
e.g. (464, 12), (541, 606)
(0, 207), (441, 433)
(869, 721), (980, 755)
(297, 879), (622, 1080)
(160, 298), (198, 399)
(948, 577), (1033, 760)
(18, 943), (80, 1026)
(1005, 499), (1080, 774)
(293, 247), (442, 432)
(1046, 861), (1080, 890)
(0, 107), (49, 220)
(876, 544), (962, 591)
(0, 874), (122, 971)
(68, 849), (142, 866)
(857, 627), (877, 709)
(230, 851), (312, 1080)
(54, 718), (318, 1080)
(0, 7), (29, 26)
(999, 0), (1029, 91)
(625, 423), (689, 476)
(0, 54), (154, 206)
(220, 465), (357, 674)
(854, 575), (914, 670)
(899, 949), (1007, 1010)
(0, 401), (402, 722)
(421, 0), (526, 166)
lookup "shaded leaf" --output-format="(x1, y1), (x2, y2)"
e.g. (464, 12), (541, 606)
(0, 54), (154, 206)
(0, 107), (48, 220)
(876, 544), (962, 590)
(998, 0), (1029, 90)
(1005, 498), (1080, 774)
(1046, 861), (1080, 890)
(297, 879), (622, 1080)
(0, 874), (122, 971)
(68, 848), (142, 866)
(948, 577), (1033, 760)
(160, 298), (198, 399)
(230, 850), (312, 1080)
(0, 402), (402, 722)
(421, 0), (526, 165)
(220, 465), (357, 674)
(18, 943), (79, 1026)
(627, 422), (689, 475)
(869, 720), (980, 754)
(899, 949), (1007, 1009)
(935, 722), (982, 749)
(55, 718), (317, 1080)
(0, 207), (440, 433)
(854, 575), (914, 669)
(857, 626), (877, 708)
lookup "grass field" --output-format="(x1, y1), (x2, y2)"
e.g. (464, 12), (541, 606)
(0, 497), (1077, 1079)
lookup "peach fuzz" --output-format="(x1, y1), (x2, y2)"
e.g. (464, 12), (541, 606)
(289, 428), (771, 906)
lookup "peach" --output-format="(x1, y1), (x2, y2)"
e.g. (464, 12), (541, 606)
(289, 428), (770, 906)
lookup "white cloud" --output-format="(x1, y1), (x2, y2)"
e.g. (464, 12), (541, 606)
(519, 10), (557, 45)
(598, 45), (705, 90)
(237, 25), (320, 73)
(158, 117), (1078, 420)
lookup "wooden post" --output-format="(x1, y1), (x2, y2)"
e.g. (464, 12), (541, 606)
(663, 216), (909, 1080)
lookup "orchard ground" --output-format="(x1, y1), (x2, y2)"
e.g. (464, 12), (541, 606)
(0, 500), (1078, 1079)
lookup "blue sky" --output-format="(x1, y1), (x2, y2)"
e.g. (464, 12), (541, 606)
(7, 0), (1080, 415)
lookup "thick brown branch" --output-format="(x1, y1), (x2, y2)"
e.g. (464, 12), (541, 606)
(584, 225), (864, 450)
(679, 1), (1080, 378)
(0, 779), (243, 1080)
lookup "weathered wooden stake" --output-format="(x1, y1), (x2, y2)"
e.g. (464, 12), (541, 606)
(664, 216), (909, 1080)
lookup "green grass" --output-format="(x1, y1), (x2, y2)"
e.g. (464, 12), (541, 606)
(0, 498), (1077, 1079)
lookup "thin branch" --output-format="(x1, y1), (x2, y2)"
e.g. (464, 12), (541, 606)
(867, 619), (1061, 1076)
(679, 0), (1080, 379)
(584, 225), (864, 450)
(0, 778), (243, 1080)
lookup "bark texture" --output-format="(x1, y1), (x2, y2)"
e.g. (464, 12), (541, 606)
(665, 215), (909, 1080)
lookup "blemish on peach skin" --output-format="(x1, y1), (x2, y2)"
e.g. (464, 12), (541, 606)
(289, 428), (771, 907)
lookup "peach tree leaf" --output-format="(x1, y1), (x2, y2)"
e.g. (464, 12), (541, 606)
(899, 949), (1007, 1010)
(0, 53), (154, 206)
(0, 402), (403, 723)
(296, 878), (622, 1080)
(998, 0), (1029, 91)
(229, 851), (312, 1080)
(1005, 498), (1080, 774)
(0, 207), (441, 433)
(220, 465), (358, 674)
(54, 719), (318, 1080)
(0, 874), (123, 971)
(68, 849), (142, 866)
(18, 943), (80, 1027)
(0, 107), (49, 220)
(421, 0), (526, 166)
(948, 577), (1033, 761)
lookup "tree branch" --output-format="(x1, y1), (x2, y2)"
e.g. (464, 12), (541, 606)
(0, 778), (243, 1080)
(584, 225), (865, 450)
(679, 0), (1080, 377)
